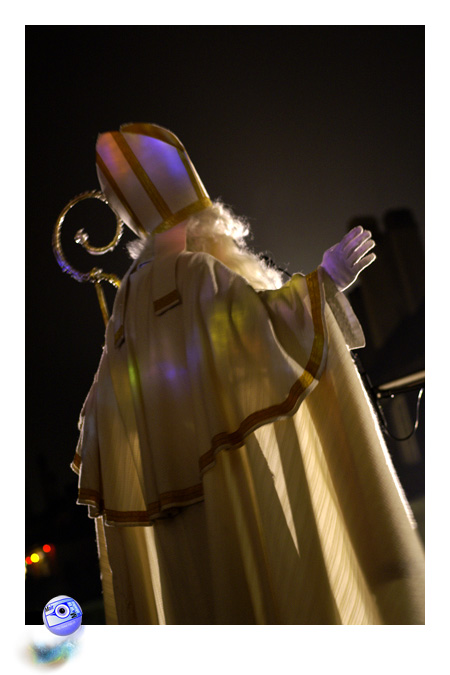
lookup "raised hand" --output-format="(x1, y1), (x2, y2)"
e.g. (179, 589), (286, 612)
(320, 226), (376, 291)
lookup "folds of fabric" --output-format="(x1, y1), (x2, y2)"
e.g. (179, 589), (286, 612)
(72, 252), (424, 624)
(72, 253), (331, 522)
(302, 305), (424, 624)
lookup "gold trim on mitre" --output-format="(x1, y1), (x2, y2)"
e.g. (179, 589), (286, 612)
(96, 152), (148, 237)
(111, 131), (173, 221)
(119, 123), (186, 150)
(152, 197), (212, 234)
(121, 123), (209, 202)
(96, 123), (211, 236)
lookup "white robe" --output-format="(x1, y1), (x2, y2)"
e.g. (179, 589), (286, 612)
(72, 250), (425, 624)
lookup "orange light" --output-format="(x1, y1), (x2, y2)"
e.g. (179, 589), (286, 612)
(42, 544), (51, 553)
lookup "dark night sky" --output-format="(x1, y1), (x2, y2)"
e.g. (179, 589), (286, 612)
(26, 26), (424, 516)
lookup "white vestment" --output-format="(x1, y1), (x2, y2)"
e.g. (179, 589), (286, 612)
(72, 250), (425, 624)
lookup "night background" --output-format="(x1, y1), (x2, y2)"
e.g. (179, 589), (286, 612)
(26, 26), (425, 625)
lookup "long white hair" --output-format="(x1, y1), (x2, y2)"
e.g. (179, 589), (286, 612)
(127, 201), (284, 290)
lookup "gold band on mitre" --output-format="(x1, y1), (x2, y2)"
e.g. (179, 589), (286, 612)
(96, 123), (211, 237)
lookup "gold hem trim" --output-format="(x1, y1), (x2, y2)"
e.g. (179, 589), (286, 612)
(71, 452), (82, 474)
(76, 483), (204, 524)
(198, 269), (324, 471)
(73, 269), (325, 524)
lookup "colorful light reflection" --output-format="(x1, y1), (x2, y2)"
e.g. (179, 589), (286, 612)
(28, 636), (81, 666)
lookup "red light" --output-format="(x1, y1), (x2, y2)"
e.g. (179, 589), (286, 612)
(42, 544), (51, 553)
(25, 557), (32, 565)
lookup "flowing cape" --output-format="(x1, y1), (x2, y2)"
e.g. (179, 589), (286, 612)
(71, 252), (424, 624)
